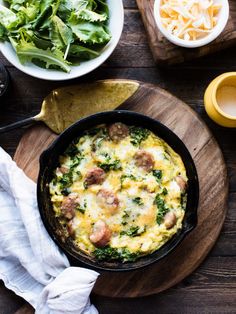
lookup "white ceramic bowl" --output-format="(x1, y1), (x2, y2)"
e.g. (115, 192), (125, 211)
(154, 0), (229, 48)
(0, 0), (123, 80)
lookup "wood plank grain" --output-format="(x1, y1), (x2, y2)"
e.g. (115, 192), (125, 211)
(0, 282), (25, 314)
(136, 0), (236, 65)
(91, 256), (236, 313)
(13, 304), (34, 314)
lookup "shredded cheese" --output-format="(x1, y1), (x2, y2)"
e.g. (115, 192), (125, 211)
(160, 0), (222, 41)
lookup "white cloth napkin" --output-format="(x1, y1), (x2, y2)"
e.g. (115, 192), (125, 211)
(0, 147), (99, 314)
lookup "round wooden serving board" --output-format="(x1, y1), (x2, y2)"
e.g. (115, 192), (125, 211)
(14, 81), (228, 298)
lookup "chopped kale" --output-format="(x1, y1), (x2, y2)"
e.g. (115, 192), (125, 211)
(120, 226), (145, 237)
(154, 194), (169, 225)
(59, 166), (82, 190)
(94, 246), (140, 262)
(129, 126), (150, 146)
(85, 127), (108, 137)
(61, 188), (71, 196)
(122, 211), (130, 219)
(120, 174), (137, 188)
(132, 197), (144, 206)
(152, 170), (162, 182)
(91, 127), (108, 151)
(76, 200), (87, 214)
(76, 207), (85, 214)
(96, 150), (121, 172)
(94, 246), (120, 261)
(98, 159), (122, 172)
(59, 171), (73, 189)
(101, 152), (111, 160)
(162, 187), (168, 195)
(64, 143), (80, 157)
(121, 211), (130, 225)
(71, 155), (84, 168)
(83, 181), (88, 190)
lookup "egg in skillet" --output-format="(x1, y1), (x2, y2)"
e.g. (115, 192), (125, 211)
(49, 122), (188, 262)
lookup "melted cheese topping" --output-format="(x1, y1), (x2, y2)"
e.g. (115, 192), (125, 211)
(50, 124), (188, 262)
(160, 0), (222, 41)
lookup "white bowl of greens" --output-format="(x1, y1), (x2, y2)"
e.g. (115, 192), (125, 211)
(0, 0), (123, 80)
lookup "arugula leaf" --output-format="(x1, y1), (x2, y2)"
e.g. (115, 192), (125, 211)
(0, 24), (8, 41)
(71, 9), (107, 23)
(33, 5), (52, 30)
(0, 4), (19, 30)
(16, 41), (71, 72)
(7, 0), (27, 12)
(58, 0), (72, 20)
(73, 0), (97, 11)
(18, 3), (40, 22)
(68, 44), (99, 60)
(70, 21), (111, 44)
(50, 15), (73, 52)
(96, 0), (109, 19)
(32, 32), (52, 50)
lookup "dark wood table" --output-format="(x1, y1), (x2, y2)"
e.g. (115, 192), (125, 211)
(0, 1), (236, 313)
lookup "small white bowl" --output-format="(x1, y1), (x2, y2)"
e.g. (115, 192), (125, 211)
(154, 0), (229, 48)
(0, 0), (123, 81)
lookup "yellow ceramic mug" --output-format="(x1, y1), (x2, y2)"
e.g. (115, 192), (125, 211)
(204, 72), (236, 127)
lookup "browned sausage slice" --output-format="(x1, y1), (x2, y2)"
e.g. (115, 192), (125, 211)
(176, 175), (187, 192)
(60, 166), (69, 174)
(57, 166), (69, 174)
(164, 212), (177, 229)
(61, 193), (79, 220)
(134, 150), (155, 172)
(108, 122), (129, 142)
(89, 220), (112, 247)
(85, 167), (106, 186)
(97, 189), (119, 214)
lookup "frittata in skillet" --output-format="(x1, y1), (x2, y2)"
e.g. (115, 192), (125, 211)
(49, 123), (188, 262)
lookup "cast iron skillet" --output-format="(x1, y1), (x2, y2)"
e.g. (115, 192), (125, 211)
(37, 110), (199, 272)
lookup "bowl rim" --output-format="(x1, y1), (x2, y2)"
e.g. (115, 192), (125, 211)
(37, 110), (199, 272)
(153, 0), (229, 48)
(0, 0), (124, 81)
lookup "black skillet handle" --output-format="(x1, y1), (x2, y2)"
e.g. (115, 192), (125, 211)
(0, 117), (36, 133)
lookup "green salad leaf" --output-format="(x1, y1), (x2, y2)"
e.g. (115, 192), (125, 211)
(0, 0), (111, 72)
(70, 21), (111, 44)
(50, 15), (73, 54)
(68, 44), (99, 60)
(0, 24), (8, 41)
(16, 40), (71, 72)
(0, 4), (20, 29)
